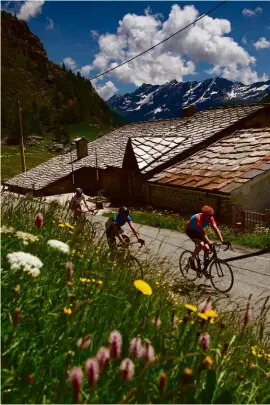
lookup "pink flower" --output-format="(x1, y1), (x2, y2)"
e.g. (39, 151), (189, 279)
(66, 261), (74, 281)
(120, 358), (135, 381)
(243, 303), (252, 327)
(199, 333), (210, 351)
(85, 358), (99, 388)
(198, 297), (212, 313)
(129, 336), (143, 358)
(96, 347), (110, 372)
(76, 335), (91, 350)
(158, 372), (167, 395)
(13, 307), (21, 327)
(142, 339), (155, 363)
(152, 315), (161, 327)
(109, 330), (122, 359)
(35, 213), (43, 229)
(69, 367), (83, 403)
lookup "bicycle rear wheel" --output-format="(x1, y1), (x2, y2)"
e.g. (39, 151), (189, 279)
(209, 259), (234, 293)
(179, 250), (198, 282)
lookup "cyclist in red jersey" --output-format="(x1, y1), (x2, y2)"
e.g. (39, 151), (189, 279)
(185, 205), (224, 269)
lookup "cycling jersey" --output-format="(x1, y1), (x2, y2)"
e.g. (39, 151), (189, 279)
(113, 213), (131, 227)
(186, 213), (216, 233)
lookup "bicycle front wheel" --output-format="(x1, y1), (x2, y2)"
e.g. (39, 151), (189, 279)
(179, 250), (198, 282)
(209, 259), (234, 293)
(128, 255), (144, 279)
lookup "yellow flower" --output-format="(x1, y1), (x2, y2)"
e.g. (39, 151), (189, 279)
(65, 222), (75, 230)
(58, 223), (65, 228)
(92, 278), (96, 282)
(71, 249), (76, 255)
(64, 308), (72, 315)
(210, 318), (215, 324)
(185, 304), (197, 312)
(66, 281), (73, 286)
(80, 278), (87, 283)
(86, 279), (91, 283)
(205, 310), (218, 318)
(134, 279), (152, 295)
(198, 312), (208, 320)
(203, 356), (213, 367)
(97, 280), (103, 285)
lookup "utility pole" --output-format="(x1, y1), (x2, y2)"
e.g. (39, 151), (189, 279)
(16, 93), (26, 173)
(95, 147), (99, 191)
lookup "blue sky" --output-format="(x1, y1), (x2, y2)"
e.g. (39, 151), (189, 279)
(3, 1), (270, 99)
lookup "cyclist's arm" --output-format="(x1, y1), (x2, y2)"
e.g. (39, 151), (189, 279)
(210, 218), (223, 242)
(113, 223), (127, 243)
(128, 220), (139, 241)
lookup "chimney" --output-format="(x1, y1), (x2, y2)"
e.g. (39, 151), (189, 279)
(183, 104), (197, 118)
(75, 137), (88, 159)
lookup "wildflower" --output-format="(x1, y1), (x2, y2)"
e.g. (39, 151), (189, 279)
(120, 358), (135, 381)
(204, 310), (218, 318)
(109, 330), (122, 358)
(197, 312), (208, 321)
(65, 222), (75, 230)
(13, 307), (21, 326)
(80, 278), (87, 283)
(35, 212), (43, 229)
(133, 279), (152, 295)
(64, 308), (72, 315)
(16, 231), (39, 245)
(85, 358), (99, 388)
(47, 239), (70, 254)
(185, 304), (197, 313)
(96, 347), (110, 372)
(182, 368), (193, 385)
(66, 281), (73, 287)
(7, 252), (43, 276)
(158, 372), (167, 395)
(76, 335), (91, 350)
(91, 278), (96, 282)
(142, 339), (155, 363)
(129, 336), (143, 358)
(0, 225), (15, 234)
(97, 280), (103, 285)
(69, 367), (83, 403)
(198, 297), (212, 313)
(66, 261), (73, 281)
(243, 302), (252, 327)
(14, 284), (21, 294)
(139, 315), (146, 330)
(199, 333), (210, 351)
(27, 374), (34, 383)
(152, 312), (161, 327)
(203, 356), (213, 368)
(58, 223), (65, 228)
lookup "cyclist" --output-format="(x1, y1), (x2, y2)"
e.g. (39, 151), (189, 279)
(70, 188), (91, 221)
(185, 205), (224, 270)
(105, 206), (140, 250)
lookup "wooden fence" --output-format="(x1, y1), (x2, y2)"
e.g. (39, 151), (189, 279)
(240, 209), (270, 232)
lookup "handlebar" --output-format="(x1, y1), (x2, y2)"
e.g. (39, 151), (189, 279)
(211, 241), (232, 251)
(118, 238), (145, 249)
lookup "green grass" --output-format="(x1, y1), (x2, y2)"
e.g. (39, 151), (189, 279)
(1, 195), (270, 404)
(68, 121), (114, 142)
(103, 210), (270, 250)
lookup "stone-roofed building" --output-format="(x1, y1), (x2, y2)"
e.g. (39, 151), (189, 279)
(4, 103), (270, 222)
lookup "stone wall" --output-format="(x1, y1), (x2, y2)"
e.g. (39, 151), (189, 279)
(148, 184), (232, 224)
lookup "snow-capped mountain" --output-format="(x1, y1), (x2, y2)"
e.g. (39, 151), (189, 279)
(107, 77), (270, 122)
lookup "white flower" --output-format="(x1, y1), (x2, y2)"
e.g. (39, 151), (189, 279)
(16, 231), (39, 245)
(47, 239), (70, 254)
(7, 252), (43, 276)
(1, 225), (15, 234)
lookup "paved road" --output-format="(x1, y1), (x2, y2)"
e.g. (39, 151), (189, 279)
(92, 215), (270, 305)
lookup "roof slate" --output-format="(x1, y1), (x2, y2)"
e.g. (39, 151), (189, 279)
(149, 128), (270, 194)
(5, 104), (267, 190)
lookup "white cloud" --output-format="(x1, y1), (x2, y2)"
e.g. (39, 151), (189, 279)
(63, 57), (77, 71)
(80, 64), (93, 77)
(254, 37), (270, 50)
(46, 17), (54, 30)
(93, 81), (119, 100)
(17, 1), (44, 21)
(86, 4), (266, 86)
(242, 36), (247, 45)
(90, 30), (100, 40)
(242, 7), (262, 17)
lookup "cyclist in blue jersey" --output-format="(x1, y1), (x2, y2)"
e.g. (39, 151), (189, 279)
(105, 206), (140, 249)
(185, 205), (224, 269)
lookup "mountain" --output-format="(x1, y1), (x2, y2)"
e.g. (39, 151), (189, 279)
(1, 11), (122, 144)
(107, 77), (270, 122)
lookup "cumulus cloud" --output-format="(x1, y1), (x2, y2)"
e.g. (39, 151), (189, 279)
(80, 64), (93, 77)
(90, 30), (100, 39)
(242, 7), (262, 17)
(94, 81), (119, 100)
(46, 17), (54, 30)
(63, 57), (77, 71)
(17, 0), (44, 21)
(86, 4), (266, 86)
(254, 37), (270, 50)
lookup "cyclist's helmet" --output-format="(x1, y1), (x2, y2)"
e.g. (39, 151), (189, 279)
(118, 206), (129, 216)
(75, 188), (83, 195)
(201, 205), (214, 216)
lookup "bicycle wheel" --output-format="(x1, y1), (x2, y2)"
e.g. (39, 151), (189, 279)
(128, 255), (144, 279)
(209, 259), (234, 293)
(179, 250), (198, 282)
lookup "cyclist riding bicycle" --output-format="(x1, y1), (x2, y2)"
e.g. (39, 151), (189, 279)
(185, 205), (224, 270)
(105, 206), (140, 250)
(69, 188), (91, 220)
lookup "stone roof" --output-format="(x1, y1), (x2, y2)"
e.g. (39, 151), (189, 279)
(5, 104), (267, 191)
(149, 128), (270, 194)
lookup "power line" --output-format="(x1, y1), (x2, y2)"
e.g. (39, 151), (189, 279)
(89, 0), (228, 81)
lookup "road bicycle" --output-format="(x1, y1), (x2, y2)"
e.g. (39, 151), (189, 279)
(73, 208), (99, 238)
(179, 242), (234, 293)
(112, 234), (145, 279)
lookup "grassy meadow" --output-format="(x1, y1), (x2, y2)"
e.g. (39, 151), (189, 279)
(1, 195), (270, 404)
